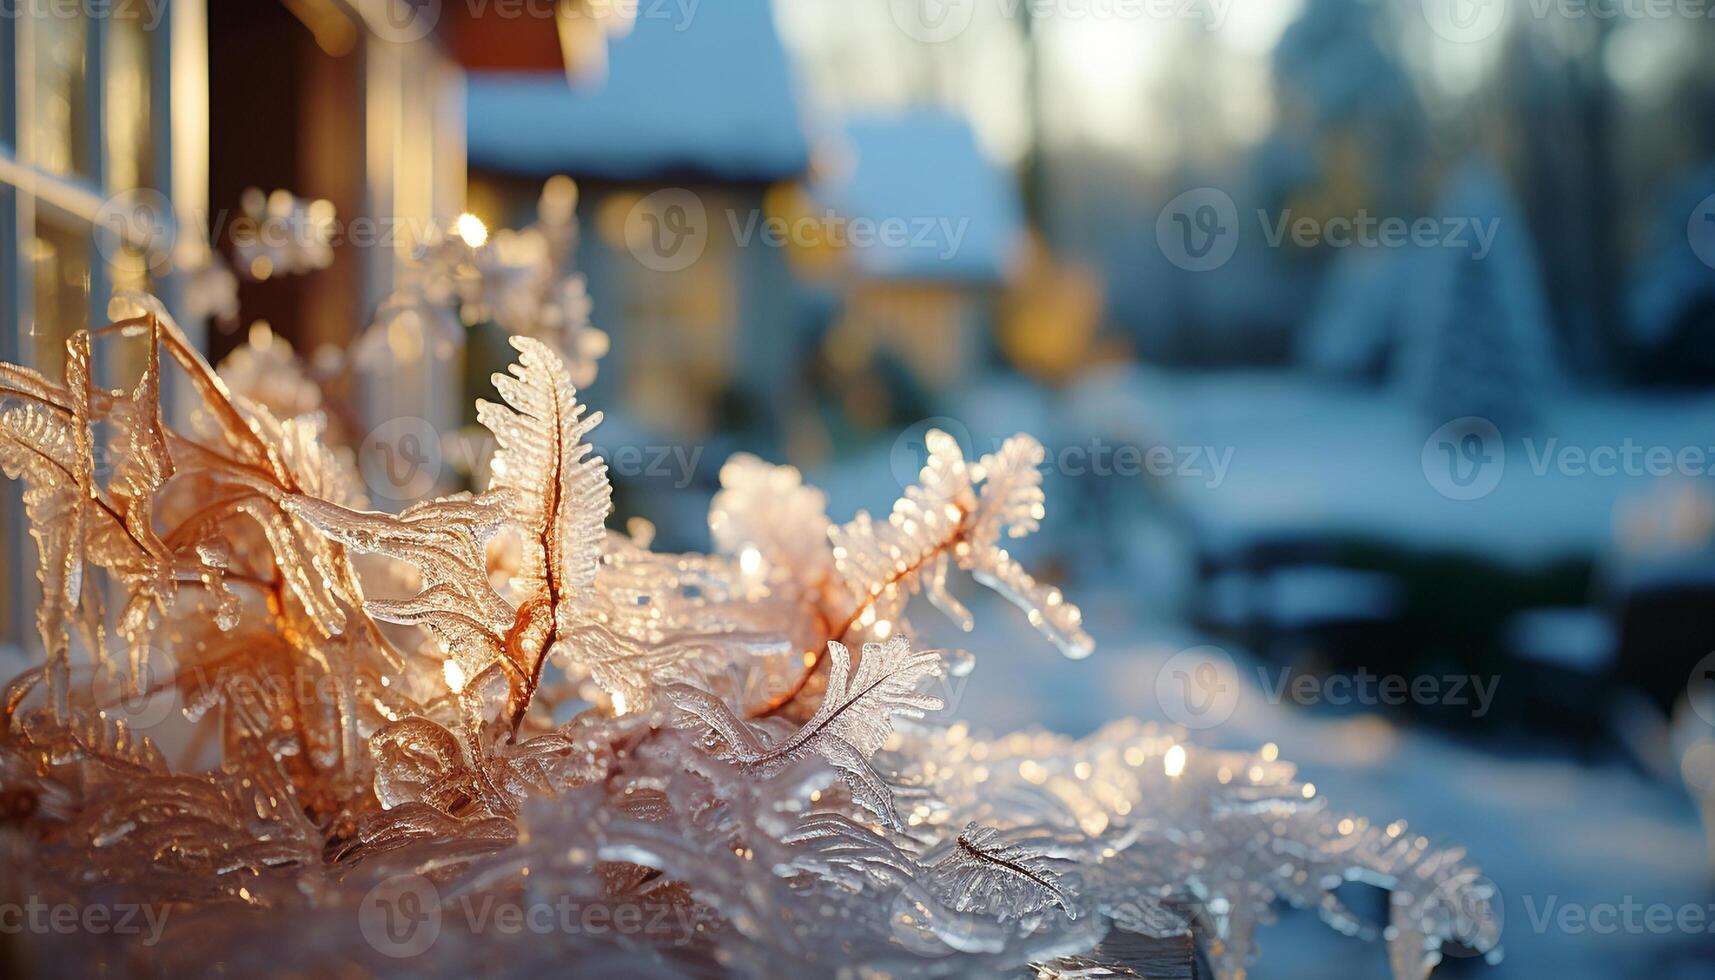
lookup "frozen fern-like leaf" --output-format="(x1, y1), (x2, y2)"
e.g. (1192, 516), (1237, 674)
(830, 430), (1091, 659)
(930, 822), (1077, 921)
(291, 337), (615, 734)
(970, 435), (1047, 548)
(285, 492), (514, 677)
(666, 638), (944, 827)
(781, 811), (923, 890)
(710, 453), (832, 585)
(477, 335), (611, 729)
(478, 335), (610, 608)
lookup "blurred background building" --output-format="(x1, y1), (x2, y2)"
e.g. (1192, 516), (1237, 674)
(3, 1), (1715, 974)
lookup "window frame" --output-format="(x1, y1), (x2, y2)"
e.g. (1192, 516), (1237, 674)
(0, 2), (186, 652)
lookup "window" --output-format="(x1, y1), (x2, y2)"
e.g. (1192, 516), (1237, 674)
(0, 1), (184, 652)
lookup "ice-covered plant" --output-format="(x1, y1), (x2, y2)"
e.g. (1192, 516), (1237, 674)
(0, 292), (1499, 978)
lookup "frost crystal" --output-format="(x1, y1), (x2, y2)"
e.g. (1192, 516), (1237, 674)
(0, 288), (1499, 978)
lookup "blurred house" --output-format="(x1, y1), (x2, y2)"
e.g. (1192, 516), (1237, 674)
(465, 0), (810, 460)
(809, 110), (1025, 402)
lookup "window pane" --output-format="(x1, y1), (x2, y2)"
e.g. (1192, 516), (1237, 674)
(1, 15), (15, 150)
(30, 217), (91, 375)
(105, 14), (152, 192)
(28, 6), (90, 178)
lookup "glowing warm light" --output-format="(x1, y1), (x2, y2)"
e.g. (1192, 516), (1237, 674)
(443, 660), (467, 693)
(1164, 744), (1187, 778)
(739, 547), (763, 576)
(611, 691), (630, 716)
(455, 213), (489, 249)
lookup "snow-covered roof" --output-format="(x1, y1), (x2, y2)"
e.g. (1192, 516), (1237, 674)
(810, 111), (1024, 285)
(465, 0), (808, 182)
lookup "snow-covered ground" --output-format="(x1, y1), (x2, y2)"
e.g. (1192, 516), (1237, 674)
(927, 593), (1714, 979)
(1059, 368), (1715, 569)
